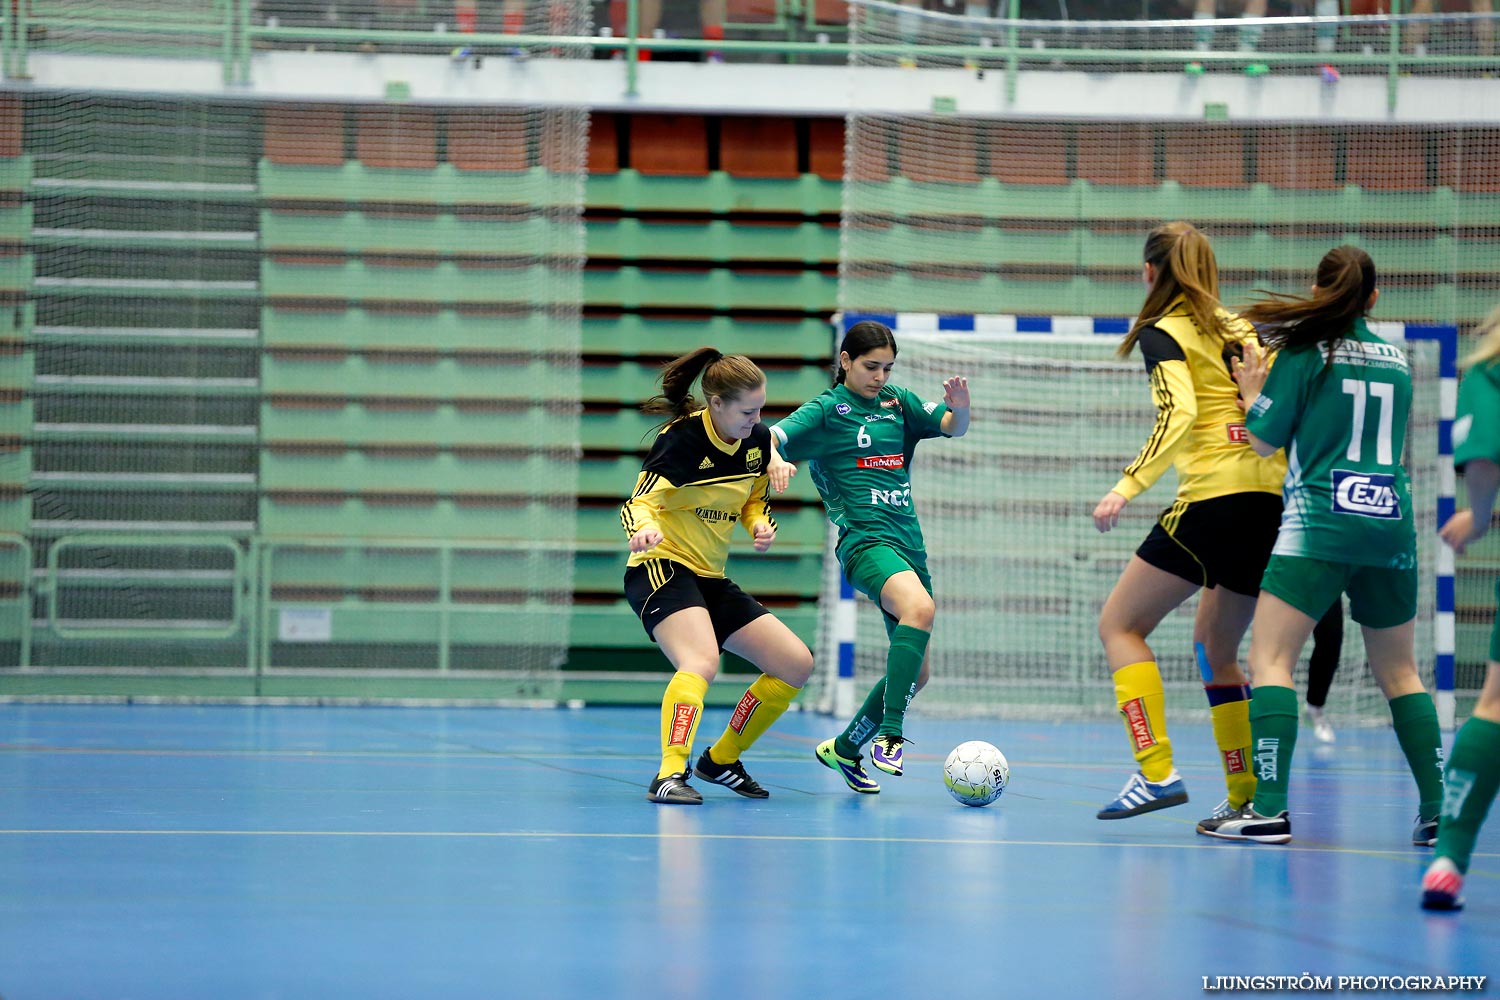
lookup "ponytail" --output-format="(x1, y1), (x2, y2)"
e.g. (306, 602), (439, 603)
(1462, 303), (1500, 370)
(642, 346), (765, 421)
(1120, 221), (1227, 357)
(1240, 245), (1376, 364)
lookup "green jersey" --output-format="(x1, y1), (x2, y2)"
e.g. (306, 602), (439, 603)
(1454, 358), (1500, 472)
(1246, 319), (1416, 569)
(771, 382), (949, 556)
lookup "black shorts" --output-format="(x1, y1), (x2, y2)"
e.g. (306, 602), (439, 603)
(1135, 492), (1283, 596)
(623, 559), (770, 646)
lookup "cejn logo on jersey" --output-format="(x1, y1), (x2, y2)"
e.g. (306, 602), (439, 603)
(1331, 469), (1400, 519)
(856, 454), (904, 470)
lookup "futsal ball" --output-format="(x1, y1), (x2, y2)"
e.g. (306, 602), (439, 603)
(943, 740), (1009, 807)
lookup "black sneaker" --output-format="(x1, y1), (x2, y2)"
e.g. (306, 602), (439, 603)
(693, 750), (770, 799)
(1412, 814), (1438, 847)
(1196, 801), (1291, 844)
(647, 771), (703, 805)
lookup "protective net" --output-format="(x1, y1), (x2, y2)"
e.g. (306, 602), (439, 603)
(5, 0), (590, 692)
(829, 0), (1479, 721)
(811, 325), (1441, 723)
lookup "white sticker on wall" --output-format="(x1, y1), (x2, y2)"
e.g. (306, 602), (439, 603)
(279, 608), (332, 643)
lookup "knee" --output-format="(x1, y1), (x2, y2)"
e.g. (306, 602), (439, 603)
(783, 646), (815, 688)
(902, 595), (936, 632)
(679, 659), (719, 684)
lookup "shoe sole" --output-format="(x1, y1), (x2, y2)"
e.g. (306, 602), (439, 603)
(1096, 790), (1188, 820)
(646, 789), (702, 805)
(814, 743), (879, 794)
(871, 758), (903, 777)
(1420, 890), (1464, 911)
(1197, 827), (1292, 844)
(692, 764), (770, 799)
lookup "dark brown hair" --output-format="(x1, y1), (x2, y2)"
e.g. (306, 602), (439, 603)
(1121, 221), (1227, 357)
(836, 320), (898, 385)
(642, 346), (765, 420)
(1240, 245), (1377, 364)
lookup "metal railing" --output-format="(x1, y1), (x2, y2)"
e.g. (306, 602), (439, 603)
(0, 2), (1495, 112)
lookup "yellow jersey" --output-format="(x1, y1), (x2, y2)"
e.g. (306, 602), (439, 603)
(620, 408), (776, 579)
(1113, 303), (1287, 504)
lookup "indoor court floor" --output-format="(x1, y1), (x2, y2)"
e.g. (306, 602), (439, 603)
(0, 702), (1494, 999)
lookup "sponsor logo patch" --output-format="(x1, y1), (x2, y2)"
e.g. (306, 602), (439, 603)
(695, 507), (738, 523)
(729, 691), (761, 734)
(668, 703), (698, 747)
(923, 400), (938, 414)
(698, 456), (715, 470)
(1453, 413), (1472, 449)
(856, 454), (904, 470)
(835, 402), (852, 415)
(744, 446), (762, 472)
(1123, 698), (1156, 752)
(880, 398), (901, 410)
(1223, 747), (1247, 774)
(1331, 469), (1400, 519)
(1254, 737), (1279, 782)
(1227, 423), (1249, 443)
(868, 485), (912, 507)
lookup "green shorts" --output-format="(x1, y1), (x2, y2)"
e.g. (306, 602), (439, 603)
(839, 541), (932, 639)
(1260, 554), (1416, 630)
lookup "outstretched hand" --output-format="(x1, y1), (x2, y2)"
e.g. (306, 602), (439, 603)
(943, 376), (970, 410)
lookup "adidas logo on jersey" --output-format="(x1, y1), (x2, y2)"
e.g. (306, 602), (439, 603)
(699, 457), (714, 470)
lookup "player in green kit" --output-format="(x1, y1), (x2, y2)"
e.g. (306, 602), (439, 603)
(1422, 306), (1500, 910)
(768, 320), (970, 791)
(1198, 246), (1446, 845)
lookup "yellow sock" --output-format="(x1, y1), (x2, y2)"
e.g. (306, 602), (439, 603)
(657, 671), (709, 780)
(708, 675), (800, 765)
(1114, 660), (1174, 783)
(1207, 684), (1256, 808)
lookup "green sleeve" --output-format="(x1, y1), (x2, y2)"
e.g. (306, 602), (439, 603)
(1454, 361), (1500, 471)
(896, 385), (949, 440)
(1245, 347), (1311, 451)
(771, 397), (826, 463)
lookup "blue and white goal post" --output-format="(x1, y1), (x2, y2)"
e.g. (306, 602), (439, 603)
(821, 312), (1459, 729)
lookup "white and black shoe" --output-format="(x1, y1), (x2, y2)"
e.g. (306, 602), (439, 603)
(694, 750), (769, 799)
(1196, 801), (1291, 843)
(647, 771), (703, 805)
(1412, 814), (1438, 847)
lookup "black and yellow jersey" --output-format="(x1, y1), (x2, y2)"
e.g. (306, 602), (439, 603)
(620, 409), (776, 579)
(1113, 301), (1287, 504)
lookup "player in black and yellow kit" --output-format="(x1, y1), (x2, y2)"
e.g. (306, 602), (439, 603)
(1093, 221), (1287, 822)
(622, 347), (813, 804)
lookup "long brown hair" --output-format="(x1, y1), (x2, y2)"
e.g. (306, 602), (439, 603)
(1463, 304), (1500, 370)
(642, 346), (765, 421)
(1240, 245), (1376, 364)
(1121, 221), (1226, 357)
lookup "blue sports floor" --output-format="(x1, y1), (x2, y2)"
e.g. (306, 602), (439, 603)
(0, 703), (1494, 1000)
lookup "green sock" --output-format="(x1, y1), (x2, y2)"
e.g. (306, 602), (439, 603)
(1435, 717), (1500, 874)
(875, 624), (930, 740)
(1389, 691), (1446, 819)
(1249, 685), (1299, 816)
(834, 678), (885, 760)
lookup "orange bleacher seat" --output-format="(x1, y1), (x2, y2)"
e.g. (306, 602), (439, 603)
(0, 96), (20, 158)
(898, 120), (981, 184)
(1438, 128), (1500, 193)
(589, 113), (620, 174)
(1256, 127), (1340, 189)
(987, 123), (1070, 186)
(808, 117), (846, 181)
(1163, 125), (1248, 188)
(720, 116), (799, 179)
(1346, 129), (1431, 191)
(448, 110), (532, 172)
(810, 0), (851, 24)
(727, 0), (781, 22)
(630, 114), (710, 176)
(1076, 123), (1155, 187)
(356, 107), (438, 170)
(264, 105), (346, 167)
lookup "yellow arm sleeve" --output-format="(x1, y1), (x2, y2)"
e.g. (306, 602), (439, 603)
(1113, 358), (1198, 501)
(739, 475), (776, 537)
(620, 470), (673, 539)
